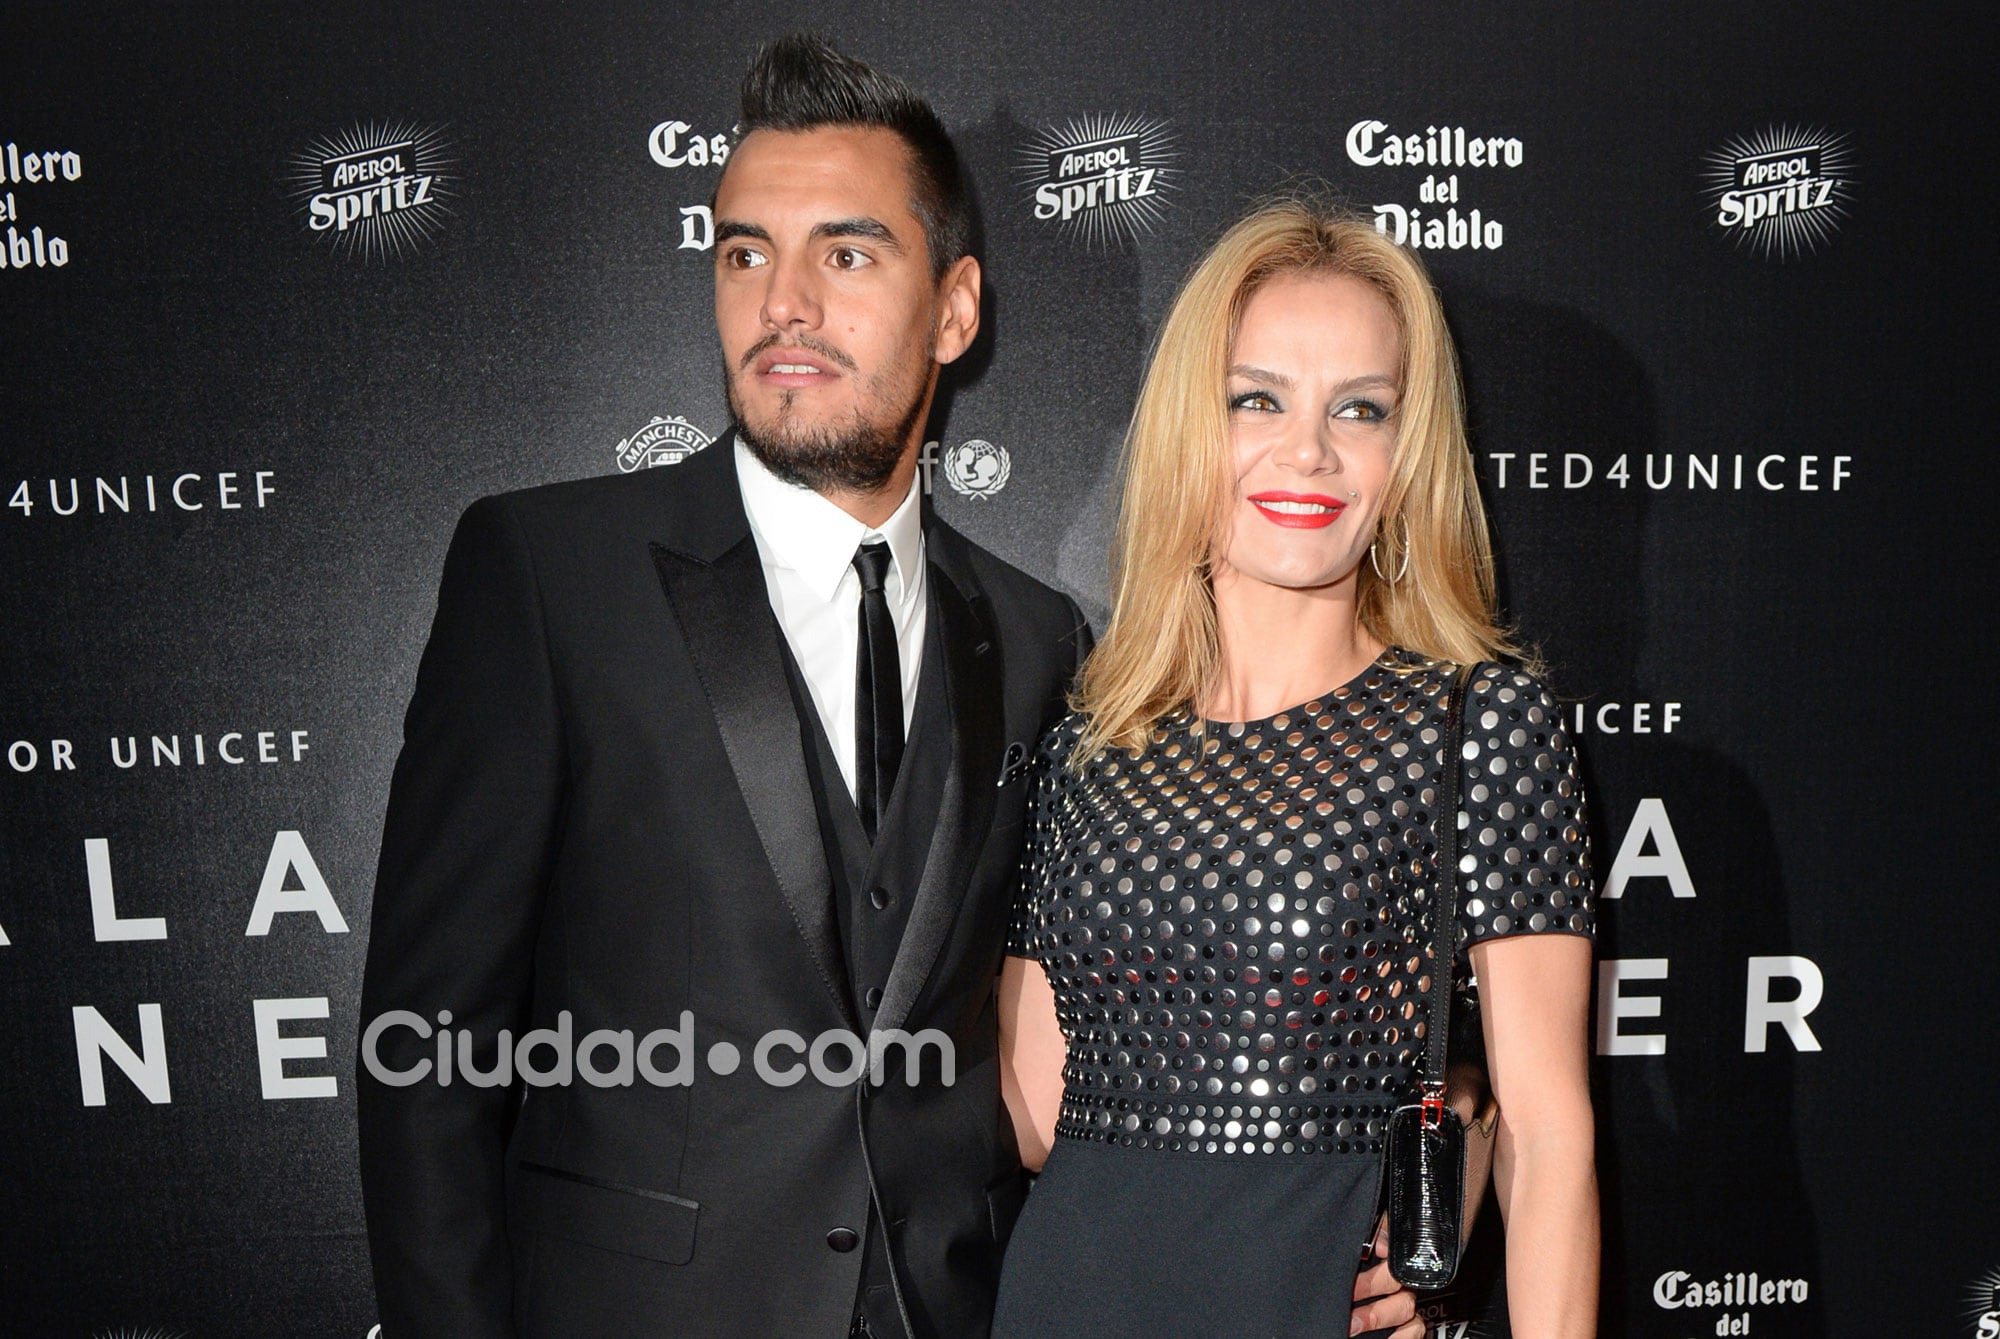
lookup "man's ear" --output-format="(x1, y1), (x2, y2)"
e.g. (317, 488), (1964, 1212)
(933, 254), (982, 366)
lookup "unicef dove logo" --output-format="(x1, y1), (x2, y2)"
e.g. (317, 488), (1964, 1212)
(942, 439), (1011, 499)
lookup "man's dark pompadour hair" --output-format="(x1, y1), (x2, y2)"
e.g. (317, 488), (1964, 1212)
(739, 32), (972, 280)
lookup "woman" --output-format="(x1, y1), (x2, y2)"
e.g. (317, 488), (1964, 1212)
(994, 201), (1599, 1339)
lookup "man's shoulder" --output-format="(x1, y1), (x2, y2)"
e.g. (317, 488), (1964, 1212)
(467, 441), (735, 537)
(926, 518), (1094, 679)
(926, 517), (1077, 625)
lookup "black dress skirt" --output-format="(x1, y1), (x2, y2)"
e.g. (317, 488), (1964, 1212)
(992, 652), (1595, 1338)
(995, 1134), (1394, 1337)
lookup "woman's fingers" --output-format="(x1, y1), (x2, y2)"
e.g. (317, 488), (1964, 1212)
(1347, 1281), (1417, 1336)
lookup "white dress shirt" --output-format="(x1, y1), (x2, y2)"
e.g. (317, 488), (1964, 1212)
(734, 439), (927, 804)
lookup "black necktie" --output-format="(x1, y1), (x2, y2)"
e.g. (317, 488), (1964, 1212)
(852, 540), (903, 842)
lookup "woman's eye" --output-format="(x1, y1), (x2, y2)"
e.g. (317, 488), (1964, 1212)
(1336, 398), (1391, 422)
(1230, 390), (1279, 412)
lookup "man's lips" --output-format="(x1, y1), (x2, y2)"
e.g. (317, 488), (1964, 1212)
(756, 349), (841, 387)
(1247, 491), (1347, 529)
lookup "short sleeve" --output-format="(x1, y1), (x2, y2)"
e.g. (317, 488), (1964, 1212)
(1004, 720), (1075, 960)
(1454, 664), (1595, 950)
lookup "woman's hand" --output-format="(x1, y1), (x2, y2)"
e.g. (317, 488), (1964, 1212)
(998, 954), (1066, 1171)
(1349, 1212), (1423, 1337)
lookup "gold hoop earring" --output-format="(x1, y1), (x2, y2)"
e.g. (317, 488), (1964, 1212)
(1369, 514), (1411, 585)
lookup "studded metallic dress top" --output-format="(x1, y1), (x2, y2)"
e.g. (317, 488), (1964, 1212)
(1005, 651), (1595, 1158)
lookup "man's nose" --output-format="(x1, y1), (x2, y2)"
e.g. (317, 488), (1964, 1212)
(760, 256), (823, 332)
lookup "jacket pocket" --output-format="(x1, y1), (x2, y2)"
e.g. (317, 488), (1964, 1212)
(513, 1160), (699, 1265)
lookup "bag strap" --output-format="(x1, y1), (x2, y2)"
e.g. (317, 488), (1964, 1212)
(1418, 660), (1480, 1112)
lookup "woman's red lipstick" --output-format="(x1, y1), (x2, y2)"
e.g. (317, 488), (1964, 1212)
(1247, 490), (1347, 529)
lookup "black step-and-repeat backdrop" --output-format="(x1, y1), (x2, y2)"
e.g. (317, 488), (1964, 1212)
(2, 3), (1990, 1336)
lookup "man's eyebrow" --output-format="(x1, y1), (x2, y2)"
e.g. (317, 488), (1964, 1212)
(810, 217), (902, 249)
(713, 218), (904, 251)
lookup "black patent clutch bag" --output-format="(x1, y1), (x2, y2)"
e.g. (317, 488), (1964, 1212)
(1382, 1096), (1468, 1288)
(1379, 661), (1478, 1289)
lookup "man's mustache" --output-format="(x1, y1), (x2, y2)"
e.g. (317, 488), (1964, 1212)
(737, 332), (859, 373)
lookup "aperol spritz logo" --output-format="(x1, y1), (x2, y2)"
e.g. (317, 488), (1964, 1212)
(1966, 1265), (2000, 1337)
(1018, 113), (1178, 248)
(1702, 125), (1852, 260)
(1414, 1293), (1491, 1339)
(287, 121), (456, 261)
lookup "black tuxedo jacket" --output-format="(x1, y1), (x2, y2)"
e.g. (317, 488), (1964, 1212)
(357, 435), (1088, 1337)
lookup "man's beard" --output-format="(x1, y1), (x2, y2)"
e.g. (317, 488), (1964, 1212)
(726, 335), (930, 495)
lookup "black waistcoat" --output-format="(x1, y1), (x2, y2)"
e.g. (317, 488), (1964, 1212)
(776, 608), (950, 1019)
(775, 603), (951, 1339)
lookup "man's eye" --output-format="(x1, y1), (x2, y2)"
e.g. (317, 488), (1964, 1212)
(830, 247), (872, 270)
(1229, 390), (1279, 412)
(724, 247), (767, 269)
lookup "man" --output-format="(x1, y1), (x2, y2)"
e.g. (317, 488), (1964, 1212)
(357, 33), (1419, 1339)
(357, 33), (1081, 1339)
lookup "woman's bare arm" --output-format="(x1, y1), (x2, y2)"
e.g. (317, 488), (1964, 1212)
(998, 954), (1067, 1172)
(1473, 932), (1599, 1339)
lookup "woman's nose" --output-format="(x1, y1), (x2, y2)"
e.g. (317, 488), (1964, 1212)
(1275, 416), (1339, 475)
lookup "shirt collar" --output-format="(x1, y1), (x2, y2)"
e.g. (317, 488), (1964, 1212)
(734, 437), (924, 604)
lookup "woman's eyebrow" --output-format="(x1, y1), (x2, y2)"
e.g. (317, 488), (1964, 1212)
(1228, 367), (1399, 396)
(1228, 363), (1295, 389)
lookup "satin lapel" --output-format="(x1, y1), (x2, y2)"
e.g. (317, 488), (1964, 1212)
(650, 530), (857, 1033)
(872, 560), (1002, 1037)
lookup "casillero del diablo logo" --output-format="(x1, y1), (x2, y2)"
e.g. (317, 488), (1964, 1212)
(288, 121), (455, 261)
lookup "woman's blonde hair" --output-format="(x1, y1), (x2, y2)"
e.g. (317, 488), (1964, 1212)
(1073, 198), (1525, 760)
